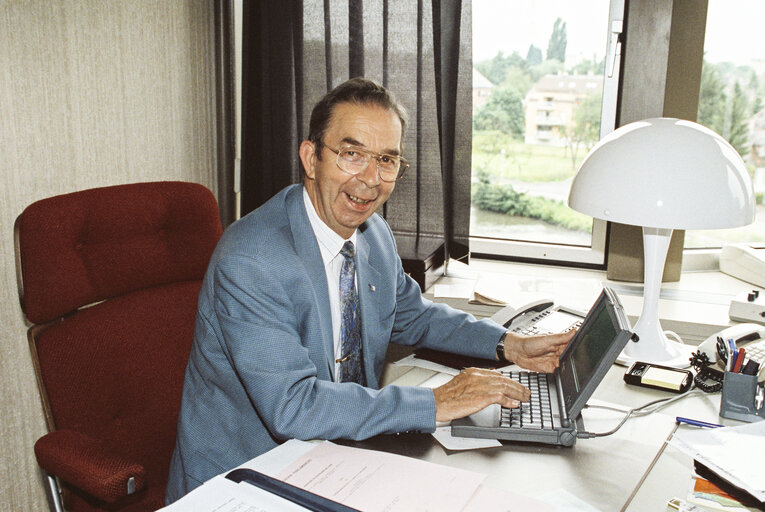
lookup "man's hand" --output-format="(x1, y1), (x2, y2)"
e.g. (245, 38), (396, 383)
(503, 329), (576, 373)
(432, 368), (529, 423)
(432, 330), (575, 423)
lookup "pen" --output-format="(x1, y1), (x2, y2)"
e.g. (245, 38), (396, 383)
(727, 339), (737, 371)
(675, 416), (723, 428)
(733, 348), (745, 373)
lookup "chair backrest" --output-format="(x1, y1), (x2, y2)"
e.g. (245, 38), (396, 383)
(16, 182), (222, 511)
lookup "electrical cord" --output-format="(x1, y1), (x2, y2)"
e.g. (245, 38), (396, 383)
(576, 385), (704, 438)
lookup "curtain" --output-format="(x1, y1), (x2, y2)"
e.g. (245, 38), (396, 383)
(240, 0), (472, 265)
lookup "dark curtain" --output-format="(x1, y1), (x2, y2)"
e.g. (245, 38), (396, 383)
(240, 0), (472, 265)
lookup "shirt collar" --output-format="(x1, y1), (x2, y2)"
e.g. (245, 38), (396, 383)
(303, 186), (357, 263)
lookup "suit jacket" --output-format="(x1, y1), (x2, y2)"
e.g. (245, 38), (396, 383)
(165, 184), (505, 502)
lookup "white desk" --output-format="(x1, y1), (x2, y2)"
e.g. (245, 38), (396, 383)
(372, 260), (753, 511)
(367, 363), (725, 512)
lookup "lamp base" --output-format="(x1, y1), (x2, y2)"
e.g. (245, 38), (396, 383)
(616, 333), (695, 369)
(614, 227), (695, 369)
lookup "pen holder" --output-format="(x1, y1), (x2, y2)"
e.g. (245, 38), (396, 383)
(719, 371), (765, 422)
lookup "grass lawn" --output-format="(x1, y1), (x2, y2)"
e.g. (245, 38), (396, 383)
(472, 131), (589, 182)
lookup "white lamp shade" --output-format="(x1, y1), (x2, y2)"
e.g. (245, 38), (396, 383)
(568, 118), (755, 229)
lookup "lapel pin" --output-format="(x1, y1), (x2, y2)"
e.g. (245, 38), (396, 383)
(369, 284), (376, 292)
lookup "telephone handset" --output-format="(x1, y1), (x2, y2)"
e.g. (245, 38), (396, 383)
(504, 299), (554, 327)
(490, 299), (585, 335)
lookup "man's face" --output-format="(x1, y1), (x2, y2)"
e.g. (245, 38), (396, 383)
(301, 102), (402, 239)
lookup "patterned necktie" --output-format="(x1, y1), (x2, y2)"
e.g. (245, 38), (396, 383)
(338, 241), (364, 384)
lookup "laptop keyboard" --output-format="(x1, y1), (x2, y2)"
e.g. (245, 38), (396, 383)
(500, 371), (554, 430)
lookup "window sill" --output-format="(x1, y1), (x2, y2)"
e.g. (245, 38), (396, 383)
(426, 257), (754, 345)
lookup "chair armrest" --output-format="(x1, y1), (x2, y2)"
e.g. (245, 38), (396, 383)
(34, 429), (146, 503)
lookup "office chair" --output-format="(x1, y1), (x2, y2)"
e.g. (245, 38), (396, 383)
(15, 182), (223, 512)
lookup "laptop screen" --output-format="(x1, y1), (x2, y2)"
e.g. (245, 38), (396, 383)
(558, 288), (632, 418)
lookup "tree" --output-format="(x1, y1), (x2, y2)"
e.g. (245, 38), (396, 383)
(528, 58), (564, 82)
(475, 51), (527, 85)
(698, 61), (751, 157)
(501, 67), (533, 97)
(569, 55), (604, 75)
(473, 86), (525, 138)
(726, 82), (750, 157)
(526, 44), (543, 67)
(566, 94), (601, 171)
(547, 18), (567, 63)
(697, 62), (727, 136)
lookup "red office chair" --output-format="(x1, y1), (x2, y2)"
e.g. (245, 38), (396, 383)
(15, 182), (223, 512)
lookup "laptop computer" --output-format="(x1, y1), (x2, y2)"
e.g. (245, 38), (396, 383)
(451, 286), (633, 446)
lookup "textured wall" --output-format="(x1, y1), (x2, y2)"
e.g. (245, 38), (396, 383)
(0, 1), (218, 509)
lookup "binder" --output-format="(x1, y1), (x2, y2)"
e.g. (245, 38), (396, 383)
(225, 468), (360, 512)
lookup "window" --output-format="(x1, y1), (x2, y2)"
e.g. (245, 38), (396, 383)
(470, 0), (623, 265)
(684, 0), (765, 249)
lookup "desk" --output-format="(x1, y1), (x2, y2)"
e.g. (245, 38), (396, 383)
(367, 363), (725, 512)
(375, 260), (751, 511)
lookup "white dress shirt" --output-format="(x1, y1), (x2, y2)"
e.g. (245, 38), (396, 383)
(303, 187), (357, 381)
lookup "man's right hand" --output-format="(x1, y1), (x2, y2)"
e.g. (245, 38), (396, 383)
(432, 368), (529, 423)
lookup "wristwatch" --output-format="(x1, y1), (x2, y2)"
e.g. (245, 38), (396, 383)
(496, 333), (508, 362)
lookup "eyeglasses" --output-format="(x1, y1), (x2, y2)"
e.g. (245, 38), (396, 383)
(323, 143), (409, 182)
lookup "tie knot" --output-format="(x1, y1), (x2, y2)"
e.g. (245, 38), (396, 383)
(341, 241), (355, 259)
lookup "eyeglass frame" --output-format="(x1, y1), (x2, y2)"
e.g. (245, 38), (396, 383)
(321, 142), (410, 182)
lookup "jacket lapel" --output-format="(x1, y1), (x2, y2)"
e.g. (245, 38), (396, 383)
(355, 230), (382, 387)
(284, 185), (336, 378)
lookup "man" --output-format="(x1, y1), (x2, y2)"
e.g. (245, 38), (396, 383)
(165, 78), (573, 503)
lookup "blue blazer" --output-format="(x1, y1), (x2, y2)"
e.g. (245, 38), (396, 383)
(165, 184), (505, 502)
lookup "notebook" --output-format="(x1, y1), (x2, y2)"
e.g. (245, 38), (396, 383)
(451, 287), (633, 446)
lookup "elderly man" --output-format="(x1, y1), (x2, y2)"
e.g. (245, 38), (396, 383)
(165, 78), (573, 503)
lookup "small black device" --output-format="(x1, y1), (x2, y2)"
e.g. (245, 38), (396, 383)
(624, 362), (693, 393)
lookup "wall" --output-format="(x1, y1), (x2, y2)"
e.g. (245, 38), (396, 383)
(0, 1), (219, 509)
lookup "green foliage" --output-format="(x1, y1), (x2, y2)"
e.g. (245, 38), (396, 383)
(526, 45), (543, 67)
(698, 60), (758, 158)
(728, 82), (750, 156)
(546, 18), (567, 62)
(475, 51), (528, 86)
(502, 67), (533, 96)
(698, 63), (727, 135)
(566, 94), (602, 171)
(569, 56), (605, 75)
(472, 175), (591, 233)
(528, 59), (564, 82)
(473, 87), (525, 137)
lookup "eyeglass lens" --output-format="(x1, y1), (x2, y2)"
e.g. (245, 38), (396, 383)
(337, 147), (401, 181)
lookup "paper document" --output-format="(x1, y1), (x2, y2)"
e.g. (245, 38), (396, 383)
(159, 474), (310, 512)
(276, 441), (486, 512)
(669, 421), (765, 501)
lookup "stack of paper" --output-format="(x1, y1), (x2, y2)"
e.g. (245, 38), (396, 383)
(669, 421), (765, 506)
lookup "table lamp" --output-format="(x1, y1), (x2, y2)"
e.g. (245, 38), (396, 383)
(568, 118), (755, 368)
